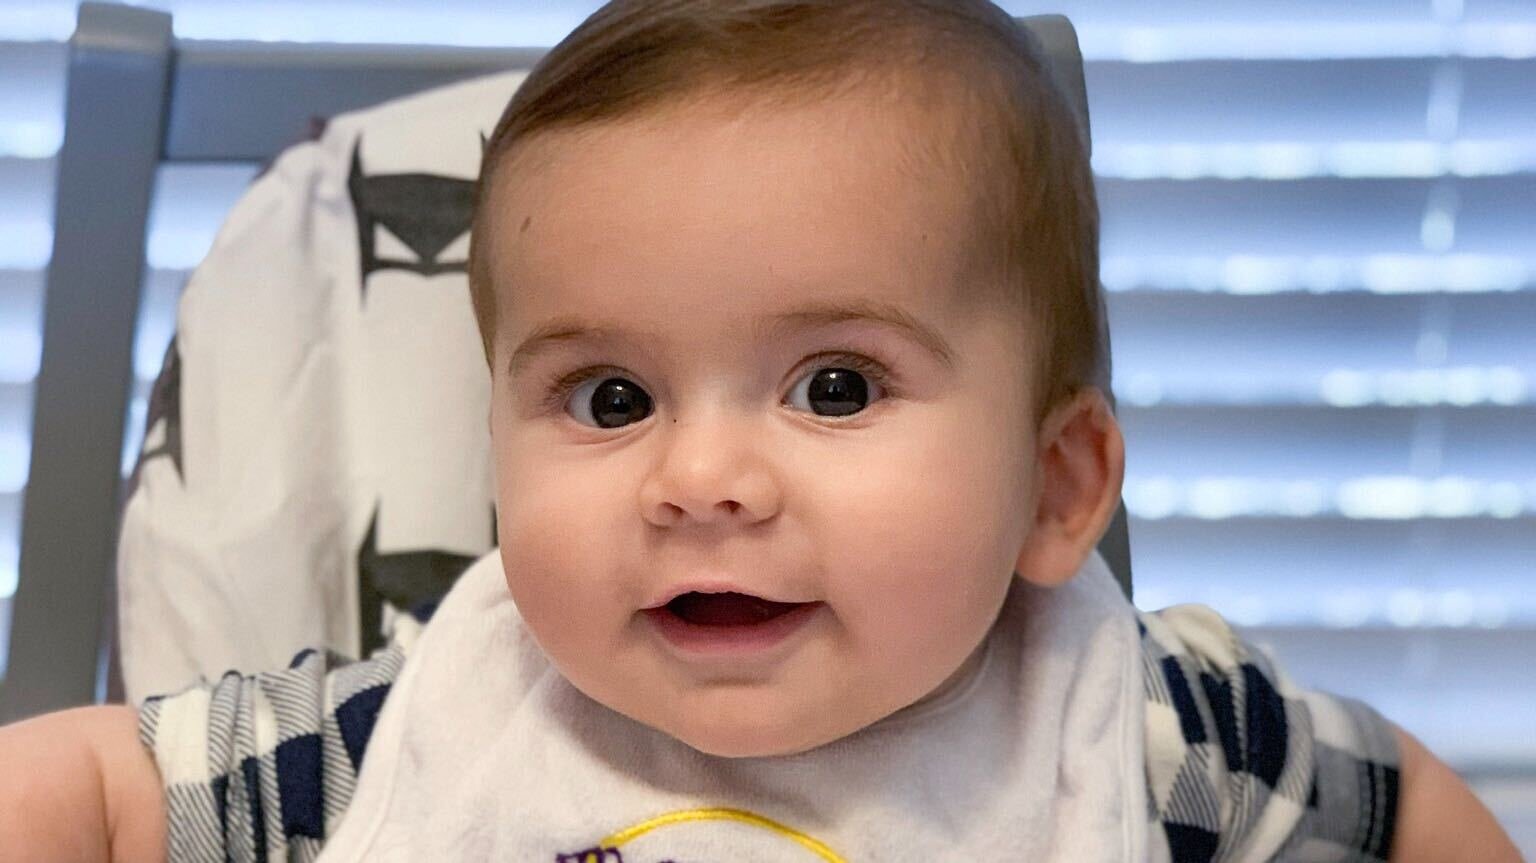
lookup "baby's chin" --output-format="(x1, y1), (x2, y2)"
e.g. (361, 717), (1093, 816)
(632, 685), (908, 759)
(660, 712), (856, 759)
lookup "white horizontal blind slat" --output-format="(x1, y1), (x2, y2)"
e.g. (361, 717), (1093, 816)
(0, 42), (64, 157)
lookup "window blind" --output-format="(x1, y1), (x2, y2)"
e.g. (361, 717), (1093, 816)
(1, 0), (1531, 848)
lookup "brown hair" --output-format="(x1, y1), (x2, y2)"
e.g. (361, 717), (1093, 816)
(468, 0), (1107, 427)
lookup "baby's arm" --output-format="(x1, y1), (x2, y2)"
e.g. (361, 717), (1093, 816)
(1140, 603), (1526, 862)
(0, 705), (165, 863)
(1391, 724), (1523, 862)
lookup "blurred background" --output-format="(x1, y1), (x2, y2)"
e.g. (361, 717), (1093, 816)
(0, 0), (1532, 852)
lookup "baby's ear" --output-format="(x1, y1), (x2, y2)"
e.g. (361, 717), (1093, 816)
(1013, 388), (1125, 589)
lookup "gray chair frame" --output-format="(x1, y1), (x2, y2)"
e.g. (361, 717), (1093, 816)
(0, 1), (1130, 722)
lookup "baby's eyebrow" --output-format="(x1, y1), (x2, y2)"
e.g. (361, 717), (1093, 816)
(506, 298), (957, 378)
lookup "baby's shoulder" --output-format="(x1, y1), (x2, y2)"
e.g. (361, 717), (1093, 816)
(1136, 602), (1250, 672)
(1133, 603), (1400, 862)
(136, 619), (424, 860)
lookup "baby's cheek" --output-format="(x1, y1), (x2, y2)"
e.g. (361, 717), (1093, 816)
(496, 494), (607, 649)
(828, 461), (1003, 588)
(819, 447), (1015, 669)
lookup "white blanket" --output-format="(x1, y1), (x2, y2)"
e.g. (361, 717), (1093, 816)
(317, 548), (1148, 861)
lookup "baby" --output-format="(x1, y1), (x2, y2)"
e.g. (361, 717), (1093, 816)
(0, 0), (1522, 860)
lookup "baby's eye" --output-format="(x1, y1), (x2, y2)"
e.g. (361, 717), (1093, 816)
(784, 356), (890, 418)
(564, 375), (654, 429)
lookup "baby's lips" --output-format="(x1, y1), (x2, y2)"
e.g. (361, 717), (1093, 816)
(641, 578), (814, 611)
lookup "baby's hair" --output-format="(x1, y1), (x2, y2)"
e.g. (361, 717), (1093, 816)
(468, 0), (1107, 428)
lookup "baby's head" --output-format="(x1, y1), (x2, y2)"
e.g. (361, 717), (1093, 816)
(468, 0), (1123, 758)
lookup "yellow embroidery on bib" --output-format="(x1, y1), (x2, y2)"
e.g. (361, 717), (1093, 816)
(593, 806), (847, 862)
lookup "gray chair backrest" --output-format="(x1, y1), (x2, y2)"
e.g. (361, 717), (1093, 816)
(0, 2), (1129, 722)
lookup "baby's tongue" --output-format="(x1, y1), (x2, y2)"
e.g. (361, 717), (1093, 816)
(669, 592), (799, 626)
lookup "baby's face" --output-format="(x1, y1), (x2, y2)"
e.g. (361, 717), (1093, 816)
(483, 87), (1043, 757)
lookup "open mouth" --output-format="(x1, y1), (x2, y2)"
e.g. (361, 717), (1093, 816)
(643, 591), (824, 656)
(663, 591), (808, 626)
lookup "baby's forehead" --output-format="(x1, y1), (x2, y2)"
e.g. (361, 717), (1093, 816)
(500, 101), (984, 266)
(502, 74), (983, 190)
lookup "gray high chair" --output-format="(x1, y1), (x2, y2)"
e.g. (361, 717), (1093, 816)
(0, 2), (1132, 723)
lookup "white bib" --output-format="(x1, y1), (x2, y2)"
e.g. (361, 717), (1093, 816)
(318, 549), (1148, 861)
